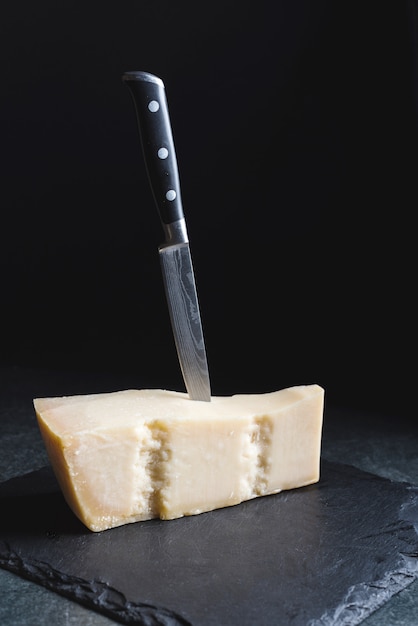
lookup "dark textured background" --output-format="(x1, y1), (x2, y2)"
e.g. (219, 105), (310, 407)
(1, 1), (417, 418)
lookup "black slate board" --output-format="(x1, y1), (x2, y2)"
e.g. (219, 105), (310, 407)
(1, 460), (417, 626)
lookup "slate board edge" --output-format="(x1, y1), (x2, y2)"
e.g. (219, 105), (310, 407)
(308, 567), (418, 626)
(2, 543), (418, 626)
(0, 540), (191, 626)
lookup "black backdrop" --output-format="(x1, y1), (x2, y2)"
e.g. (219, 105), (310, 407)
(1, 1), (417, 419)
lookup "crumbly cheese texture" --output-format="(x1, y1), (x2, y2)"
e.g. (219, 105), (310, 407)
(34, 385), (324, 532)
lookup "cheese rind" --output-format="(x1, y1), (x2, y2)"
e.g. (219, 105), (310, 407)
(34, 385), (324, 532)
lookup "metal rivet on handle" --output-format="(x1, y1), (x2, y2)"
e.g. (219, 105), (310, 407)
(148, 100), (160, 112)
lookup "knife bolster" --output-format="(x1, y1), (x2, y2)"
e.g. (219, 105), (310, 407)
(162, 218), (188, 246)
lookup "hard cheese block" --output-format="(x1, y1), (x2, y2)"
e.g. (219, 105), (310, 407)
(34, 384), (324, 532)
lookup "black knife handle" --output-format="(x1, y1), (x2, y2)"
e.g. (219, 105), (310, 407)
(123, 71), (184, 228)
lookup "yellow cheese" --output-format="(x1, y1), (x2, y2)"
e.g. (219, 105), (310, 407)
(34, 385), (324, 532)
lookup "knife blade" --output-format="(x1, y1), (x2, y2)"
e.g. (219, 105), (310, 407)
(122, 71), (211, 402)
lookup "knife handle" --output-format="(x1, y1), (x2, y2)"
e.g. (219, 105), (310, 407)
(123, 71), (186, 242)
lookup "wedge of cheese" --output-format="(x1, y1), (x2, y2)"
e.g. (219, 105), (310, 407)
(34, 384), (324, 532)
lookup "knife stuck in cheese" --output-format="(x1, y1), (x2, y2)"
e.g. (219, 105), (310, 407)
(34, 384), (324, 532)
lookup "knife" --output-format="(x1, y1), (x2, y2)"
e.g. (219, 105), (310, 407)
(122, 71), (211, 402)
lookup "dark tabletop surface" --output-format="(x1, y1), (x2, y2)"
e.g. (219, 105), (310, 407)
(0, 366), (417, 625)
